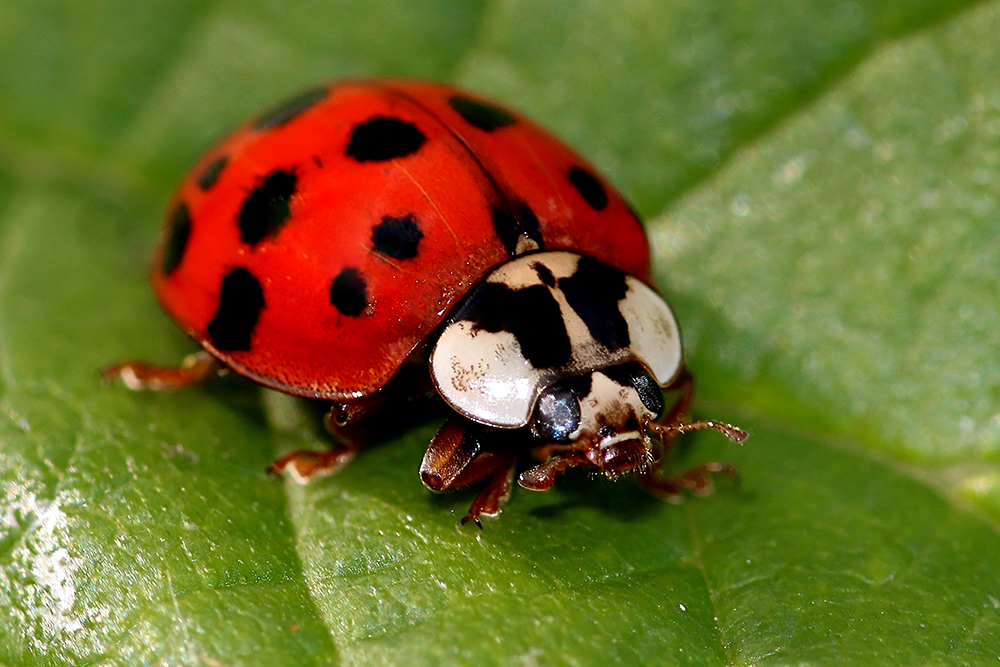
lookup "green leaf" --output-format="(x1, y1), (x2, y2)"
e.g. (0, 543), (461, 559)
(2, 0), (1000, 665)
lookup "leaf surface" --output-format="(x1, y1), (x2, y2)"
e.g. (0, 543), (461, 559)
(1, 1), (998, 665)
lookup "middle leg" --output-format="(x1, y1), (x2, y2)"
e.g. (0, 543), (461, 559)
(270, 367), (435, 481)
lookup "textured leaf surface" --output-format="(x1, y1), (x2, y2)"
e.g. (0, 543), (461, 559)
(2, 1), (1000, 665)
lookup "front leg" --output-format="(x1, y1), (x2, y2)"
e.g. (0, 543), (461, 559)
(640, 369), (745, 501)
(420, 417), (517, 527)
(638, 461), (741, 502)
(517, 451), (590, 491)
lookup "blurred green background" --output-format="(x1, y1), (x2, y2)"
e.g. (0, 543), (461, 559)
(2, 0), (1000, 665)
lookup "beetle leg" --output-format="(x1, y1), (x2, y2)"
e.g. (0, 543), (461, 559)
(518, 451), (590, 491)
(639, 368), (745, 501)
(420, 418), (517, 527)
(266, 401), (372, 482)
(269, 368), (437, 482)
(325, 397), (386, 429)
(101, 351), (220, 390)
(420, 418), (480, 489)
(638, 462), (740, 502)
(528, 443), (577, 462)
(268, 442), (358, 483)
(457, 452), (517, 528)
(662, 365), (695, 423)
(325, 366), (436, 430)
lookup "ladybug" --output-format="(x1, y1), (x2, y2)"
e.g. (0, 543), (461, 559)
(105, 80), (746, 525)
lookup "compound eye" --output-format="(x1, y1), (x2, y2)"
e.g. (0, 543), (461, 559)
(604, 361), (664, 417)
(631, 369), (664, 417)
(534, 386), (582, 442)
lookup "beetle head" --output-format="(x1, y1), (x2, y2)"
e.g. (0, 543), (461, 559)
(531, 363), (664, 478)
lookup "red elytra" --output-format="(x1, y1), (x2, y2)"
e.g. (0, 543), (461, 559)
(154, 79), (650, 400)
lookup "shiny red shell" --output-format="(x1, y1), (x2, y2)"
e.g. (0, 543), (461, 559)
(153, 80), (650, 400)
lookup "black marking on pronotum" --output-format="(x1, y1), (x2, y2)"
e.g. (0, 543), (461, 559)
(568, 166), (608, 211)
(346, 117), (425, 162)
(603, 362), (664, 416)
(329, 267), (368, 317)
(238, 169), (297, 247)
(457, 282), (571, 368)
(533, 261), (556, 287)
(491, 203), (544, 255)
(372, 214), (424, 259)
(161, 203), (192, 275)
(559, 255), (630, 351)
(448, 95), (516, 132)
(561, 373), (593, 400)
(207, 268), (265, 351)
(254, 86), (329, 130)
(196, 156), (228, 190)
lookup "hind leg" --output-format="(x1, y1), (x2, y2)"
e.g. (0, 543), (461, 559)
(102, 351), (220, 390)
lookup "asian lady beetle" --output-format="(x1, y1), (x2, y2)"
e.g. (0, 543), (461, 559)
(105, 80), (746, 525)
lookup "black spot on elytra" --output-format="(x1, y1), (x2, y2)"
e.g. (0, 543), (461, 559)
(207, 268), (264, 351)
(559, 255), (630, 351)
(346, 117), (425, 162)
(238, 169), (297, 247)
(161, 203), (192, 275)
(491, 202), (544, 255)
(518, 202), (543, 246)
(457, 282), (571, 368)
(372, 214), (423, 259)
(330, 268), (368, 316)
(196, 156), (228, 190)
(533, 261), (556, 287)
(254, 86), (329, 130)
(603, 362), (663, 416)
(448, 95), (516, 132)
(568, 166), (608, 211)
(491, 207), (520, 255)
